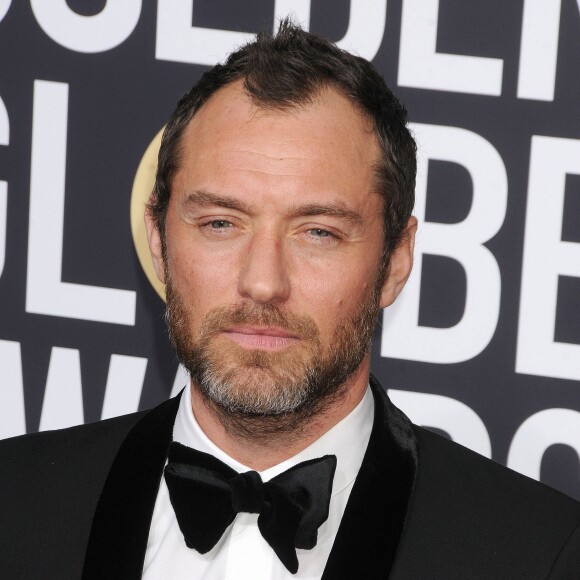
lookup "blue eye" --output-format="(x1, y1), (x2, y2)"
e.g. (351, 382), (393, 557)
(210, 220), (232, 228)
(310, 228), (330, 237)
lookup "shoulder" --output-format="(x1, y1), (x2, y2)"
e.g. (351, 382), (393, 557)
(397, 426), (580, 578)
(0, 410), (147, 512)
(0, 411), (146, 577)
(0, 411), (146, 484)
(414, 425), (580, 522)
(2, 408), (146, 448)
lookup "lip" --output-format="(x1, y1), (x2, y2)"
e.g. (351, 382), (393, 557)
(222, 326), (300, 351)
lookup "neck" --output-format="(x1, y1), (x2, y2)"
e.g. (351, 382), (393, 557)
(189, 360), (370, 471)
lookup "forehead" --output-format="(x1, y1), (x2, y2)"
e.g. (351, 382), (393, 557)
(175, 80), (382, 207)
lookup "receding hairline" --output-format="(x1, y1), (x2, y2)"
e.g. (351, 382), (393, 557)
(169, 77), (382, 192)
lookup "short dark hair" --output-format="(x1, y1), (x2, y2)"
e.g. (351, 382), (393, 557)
(150, 19), (416, 265)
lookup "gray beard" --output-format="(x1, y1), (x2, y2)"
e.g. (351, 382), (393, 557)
(165, 279), (382, 440)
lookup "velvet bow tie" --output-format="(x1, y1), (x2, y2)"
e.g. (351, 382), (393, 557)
(164, 442), (337, 574)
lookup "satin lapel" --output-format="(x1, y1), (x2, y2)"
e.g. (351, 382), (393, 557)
(322, 377), (418, 579)
(81, 394), (181, 579)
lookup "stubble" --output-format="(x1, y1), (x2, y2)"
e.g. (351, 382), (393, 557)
(165, 274), (382, 441)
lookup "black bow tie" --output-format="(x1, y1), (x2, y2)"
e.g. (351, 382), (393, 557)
(164, 442), (337, 574)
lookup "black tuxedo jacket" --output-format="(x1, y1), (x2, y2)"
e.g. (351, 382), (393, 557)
(1, 378), (580, 579)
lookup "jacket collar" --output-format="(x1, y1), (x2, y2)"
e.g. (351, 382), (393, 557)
(82, 394), (180, 579)
(322, 376), (418, 579)
(82, 377), (418, 579)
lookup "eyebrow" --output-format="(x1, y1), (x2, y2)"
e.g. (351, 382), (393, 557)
(183, 189), (364, 226)
(288, 203), (364, 226)
(183, 189), (254, 214)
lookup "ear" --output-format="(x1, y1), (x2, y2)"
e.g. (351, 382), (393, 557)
(144, 203), (166, 285)
(379, 217), (417, 309)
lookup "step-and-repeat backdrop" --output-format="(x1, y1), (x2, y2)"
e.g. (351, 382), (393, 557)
(1, 1), (579, 498)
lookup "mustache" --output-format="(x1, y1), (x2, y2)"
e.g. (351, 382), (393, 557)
(199, 302), (320, 341)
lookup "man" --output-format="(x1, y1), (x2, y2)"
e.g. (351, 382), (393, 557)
(1, 21), (579, 579)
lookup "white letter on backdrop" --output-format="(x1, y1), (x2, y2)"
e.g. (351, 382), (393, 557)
(156, 0), (256, 66)
(388, 389), (491, 457)
(517, 0), (573, 100)
(273, 0), (310, 28)
(0, 0), (11, 23)
(508, 408), (580, 481)
(0, 95), (8, 280)
(0, 340), (26, 439)
(39, 347), (84, 431)
(398, 0), (503, 95)
(382, 124), (507, 364)
(31, 0), (141, 53)
(156, 0), (324, 66)
(101, 355), (148, 419)
(171, 364), (190, 398)
(336, 0), (387, 61)
(156, 0), (387, 66)
(516, 136), (580, 382)
(26, 81), (136, 324)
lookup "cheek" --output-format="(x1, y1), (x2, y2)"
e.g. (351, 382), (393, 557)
(168, 243), (239, 313)
(295, 268), (371, 331)
(315, 262), (376, 304)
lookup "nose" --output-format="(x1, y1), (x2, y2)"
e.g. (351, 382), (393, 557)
(237, 230), (291, 304)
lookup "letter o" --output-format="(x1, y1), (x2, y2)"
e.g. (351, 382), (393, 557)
(507, 408), (580, 481)
(0, 0), (12, 23)
(31, 0), (141, 53)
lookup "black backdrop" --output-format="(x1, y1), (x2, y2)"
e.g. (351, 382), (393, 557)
(0, 1), (579, 500)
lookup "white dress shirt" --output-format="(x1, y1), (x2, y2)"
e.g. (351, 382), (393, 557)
(142, 385), (374, 579)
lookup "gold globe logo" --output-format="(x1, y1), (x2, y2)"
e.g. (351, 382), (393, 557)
(130, 127), (165, 301)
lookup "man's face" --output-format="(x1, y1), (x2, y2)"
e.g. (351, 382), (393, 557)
(147, 81), (414, 421)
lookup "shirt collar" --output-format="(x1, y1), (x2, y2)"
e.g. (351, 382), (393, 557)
(173, 384), (374, 497)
